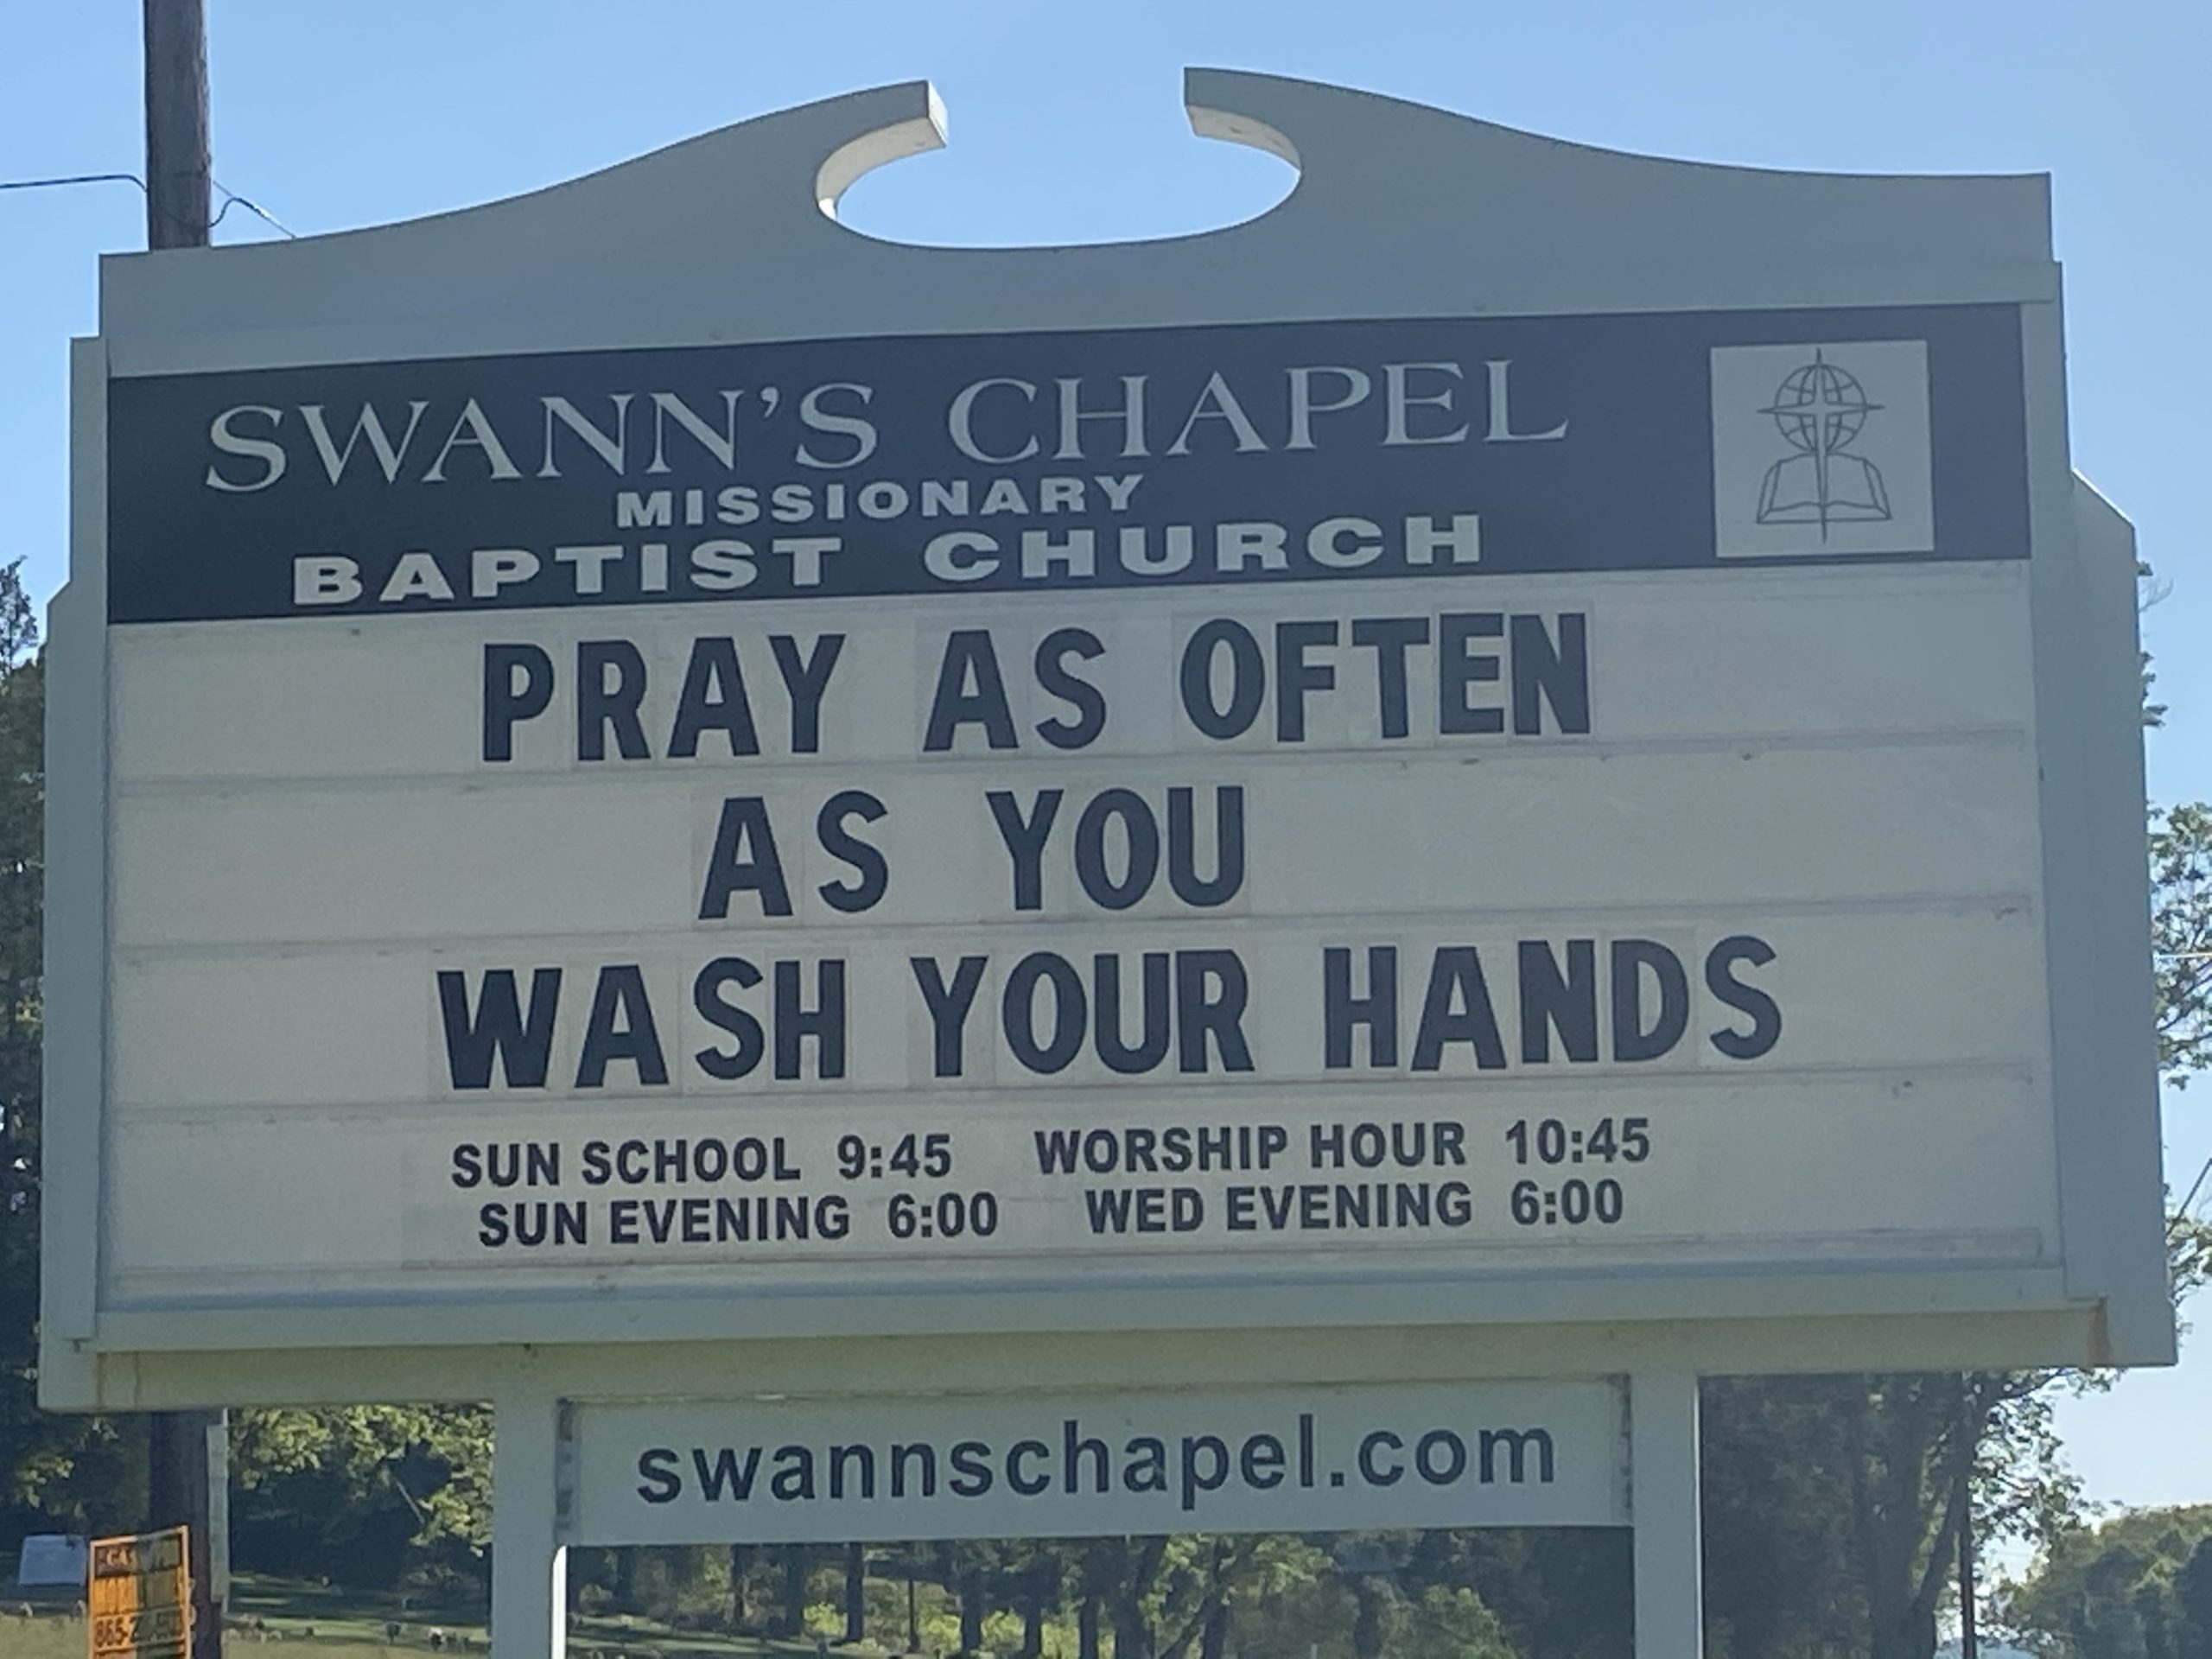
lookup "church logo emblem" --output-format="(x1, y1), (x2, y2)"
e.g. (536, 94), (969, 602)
(1755, 351), (1891, 536)
(1711, 340), (1932, 558)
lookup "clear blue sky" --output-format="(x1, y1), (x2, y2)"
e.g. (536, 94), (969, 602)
(3, 0), (2207, 1538)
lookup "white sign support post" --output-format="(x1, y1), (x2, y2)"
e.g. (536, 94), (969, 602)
(491, 1396), (567, 1659)
(46, 67), (2175, 1659)
(1630, 1375), (1704, 1659)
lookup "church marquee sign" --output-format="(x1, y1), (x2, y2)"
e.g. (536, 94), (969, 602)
(42, 71), (2171, 1409)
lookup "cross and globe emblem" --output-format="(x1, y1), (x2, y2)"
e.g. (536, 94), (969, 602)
(1753, 348), (1894, 538)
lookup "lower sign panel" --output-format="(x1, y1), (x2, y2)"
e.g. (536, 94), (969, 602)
(565, 1381), (1629, 1544)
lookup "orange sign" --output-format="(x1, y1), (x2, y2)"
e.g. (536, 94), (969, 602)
(89, 1528), (190, 1659)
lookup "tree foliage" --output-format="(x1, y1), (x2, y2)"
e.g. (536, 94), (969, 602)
(228, 1405), (492, 1593)
(0, 562), (148, 1542)
(1696, 1370), (2083, 1659)
(1999, 1505), (2212, 1657)
(2152, 804), (2212, 1090)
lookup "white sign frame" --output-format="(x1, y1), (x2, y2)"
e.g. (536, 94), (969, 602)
(43, 71), (2171, 1415)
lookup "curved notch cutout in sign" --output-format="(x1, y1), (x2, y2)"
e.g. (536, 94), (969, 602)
(823, 75), (1300, 251)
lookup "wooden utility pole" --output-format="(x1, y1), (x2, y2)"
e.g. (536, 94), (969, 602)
(143, 0), (211, 248)
(145, 1414), (222, 1657)
(141, 10), (225, 1655)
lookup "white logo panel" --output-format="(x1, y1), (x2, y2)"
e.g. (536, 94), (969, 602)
(1712, 340), (1933, 558)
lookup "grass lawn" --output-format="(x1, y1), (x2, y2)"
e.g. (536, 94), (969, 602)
(0, 1618), (91, 1659)
(0, 1577), (892, 1659)
(0, 1608), (457, 1659)
(0, 1618), (862, 1659)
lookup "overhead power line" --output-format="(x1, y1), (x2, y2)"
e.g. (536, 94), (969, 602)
(0, 168), (296, 237)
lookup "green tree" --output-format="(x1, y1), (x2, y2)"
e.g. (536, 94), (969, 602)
(1156, 1534), (1332, 1659)
(1701, 1376), (1865, 1657)
(228, 1404), (492, 1594)
(2000, 1505), (2212, 1657)
(2174, 1533), (2212, 1659)
(1395, 1583), (1519, 1659)
(0, 563), (149, 1545)
(2152, 804), (2212, 1090)
(1392, 1529), (1630, 1659)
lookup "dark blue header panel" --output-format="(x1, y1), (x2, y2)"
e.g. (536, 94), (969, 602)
(106, 305), (2029, 624)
